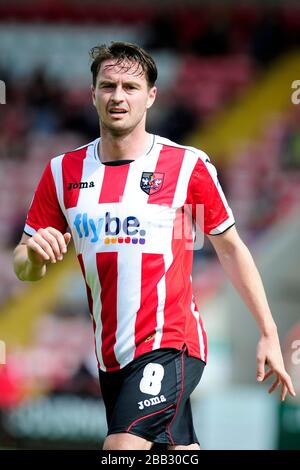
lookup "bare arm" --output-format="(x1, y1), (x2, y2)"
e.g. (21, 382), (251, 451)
(208, 225), (296, 400)
(13, 228), (71, 282)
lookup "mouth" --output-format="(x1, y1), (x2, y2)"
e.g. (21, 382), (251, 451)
(108, 108), (128, 118)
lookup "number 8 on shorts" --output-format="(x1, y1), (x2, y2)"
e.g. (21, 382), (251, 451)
(139, 363), (165, 396)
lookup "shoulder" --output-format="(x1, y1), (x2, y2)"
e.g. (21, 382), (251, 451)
(154, 135), (211, 165)
(50, 138), (98, 165)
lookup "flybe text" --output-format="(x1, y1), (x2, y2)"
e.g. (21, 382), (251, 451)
(73, 212), (146, 243)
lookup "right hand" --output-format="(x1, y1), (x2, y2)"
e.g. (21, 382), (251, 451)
(26, 227), (72, 266)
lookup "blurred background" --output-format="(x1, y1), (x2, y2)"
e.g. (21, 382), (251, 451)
(0, 0), (300, 450)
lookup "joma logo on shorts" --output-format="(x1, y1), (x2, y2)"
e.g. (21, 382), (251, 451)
(138, 394), (166, 410)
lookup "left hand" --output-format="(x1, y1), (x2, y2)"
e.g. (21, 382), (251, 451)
(256, 333), (296, 401)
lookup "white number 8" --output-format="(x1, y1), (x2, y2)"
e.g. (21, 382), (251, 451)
(139, 363), (165, 396)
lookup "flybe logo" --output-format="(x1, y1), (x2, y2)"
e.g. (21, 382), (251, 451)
(73, 212), (146, 244)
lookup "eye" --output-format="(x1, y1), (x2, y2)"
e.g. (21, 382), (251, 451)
(99, 83), (114, 89)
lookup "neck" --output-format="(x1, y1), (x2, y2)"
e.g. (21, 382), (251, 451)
(99, 124), (151, 162)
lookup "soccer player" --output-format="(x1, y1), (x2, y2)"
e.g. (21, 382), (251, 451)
(13, 42), (295, 450)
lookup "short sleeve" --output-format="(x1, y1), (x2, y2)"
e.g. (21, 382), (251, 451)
(24, 161), (68, 236)
(187, 154), (235, 235)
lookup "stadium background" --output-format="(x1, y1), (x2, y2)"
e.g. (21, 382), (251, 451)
(0, 0), (299, 450)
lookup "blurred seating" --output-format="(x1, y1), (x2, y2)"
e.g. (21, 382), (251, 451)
(0, 131), (83, 303)
(171, 54), (255, 121)
(193, 106), (300, 304)
(225, 108), (300, 240)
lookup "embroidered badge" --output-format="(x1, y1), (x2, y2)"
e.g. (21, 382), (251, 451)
(140, 172), (164, 195)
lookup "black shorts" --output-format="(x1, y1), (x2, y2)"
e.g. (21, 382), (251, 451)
(99, 347), (205, 446)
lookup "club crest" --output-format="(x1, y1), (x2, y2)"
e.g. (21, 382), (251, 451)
(140, 172), (164, 195)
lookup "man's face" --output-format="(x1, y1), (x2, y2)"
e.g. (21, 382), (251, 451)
(91, 59), (157, 136)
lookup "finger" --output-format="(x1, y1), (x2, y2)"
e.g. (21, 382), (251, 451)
(38, 230), (62, 260)
(32, 234), (56, 263)
(47, 227), (68, 255)
(64, 232), (72, 248)
(281, 384), (288, 402)
(262, 369), (273, 382)
(268, 377), (280, 394)
(27, 239), (50, 262)
(256, 356), (266, 381)
(281, 372), (296, 398)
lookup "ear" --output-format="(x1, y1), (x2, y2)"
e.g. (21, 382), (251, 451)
(91, 84), (96, 107)
(146, 86), (157, 109)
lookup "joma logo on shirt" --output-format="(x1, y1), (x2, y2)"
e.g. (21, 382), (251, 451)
(68, 181), (95, 190)
(73, 212), (146, 244)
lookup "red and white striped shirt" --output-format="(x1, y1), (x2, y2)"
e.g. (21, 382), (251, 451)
(25, 135), (234, 371)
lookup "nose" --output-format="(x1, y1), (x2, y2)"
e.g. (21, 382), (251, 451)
(111, 85), (125, 103)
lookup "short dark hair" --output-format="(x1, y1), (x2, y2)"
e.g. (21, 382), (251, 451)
(89, 41), (158, 88)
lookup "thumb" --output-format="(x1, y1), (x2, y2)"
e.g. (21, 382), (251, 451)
(64, 232), (72, 246)
(257, 357), (265, 382)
